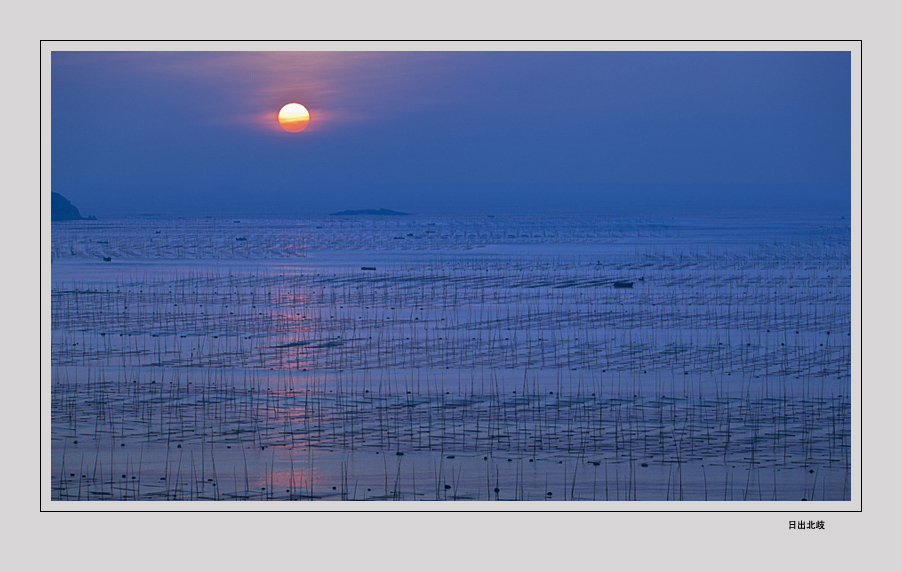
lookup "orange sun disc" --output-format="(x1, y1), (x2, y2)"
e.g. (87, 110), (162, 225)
(278, 103), (310, 132)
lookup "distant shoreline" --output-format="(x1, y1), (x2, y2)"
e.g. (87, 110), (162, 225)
(329, 208), (411, 216)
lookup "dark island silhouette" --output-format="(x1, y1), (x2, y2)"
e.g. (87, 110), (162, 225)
(329, 208), (411, 216)
(52, 192), (96, 221)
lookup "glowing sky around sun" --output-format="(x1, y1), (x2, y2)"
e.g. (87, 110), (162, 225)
(51, 50), (852, 216)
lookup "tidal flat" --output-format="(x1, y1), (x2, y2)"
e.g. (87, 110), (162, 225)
(49, 215), (852, 501)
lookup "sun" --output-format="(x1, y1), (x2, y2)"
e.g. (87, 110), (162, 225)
(277, 103), (310, 132)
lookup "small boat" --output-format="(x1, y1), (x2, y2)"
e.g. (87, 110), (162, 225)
(235, 237), (247, 241)
(613, 280), (634, 288)
(361, 266), (377, 271)
(102, 256), (112, 262)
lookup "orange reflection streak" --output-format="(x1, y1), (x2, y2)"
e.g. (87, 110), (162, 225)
(238, 445), (329, 498)
(265, 287), (322, 370)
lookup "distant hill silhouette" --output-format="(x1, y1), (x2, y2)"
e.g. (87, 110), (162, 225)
(52, 192), (95, 221)
(329, 208), (411, 216)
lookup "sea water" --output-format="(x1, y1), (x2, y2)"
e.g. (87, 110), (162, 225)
(49, 214), (852, 501)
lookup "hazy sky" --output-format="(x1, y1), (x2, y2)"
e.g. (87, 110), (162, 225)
(51, 50), (851, 217)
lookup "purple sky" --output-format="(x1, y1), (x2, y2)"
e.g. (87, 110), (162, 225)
(51, 50), (851, 217)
